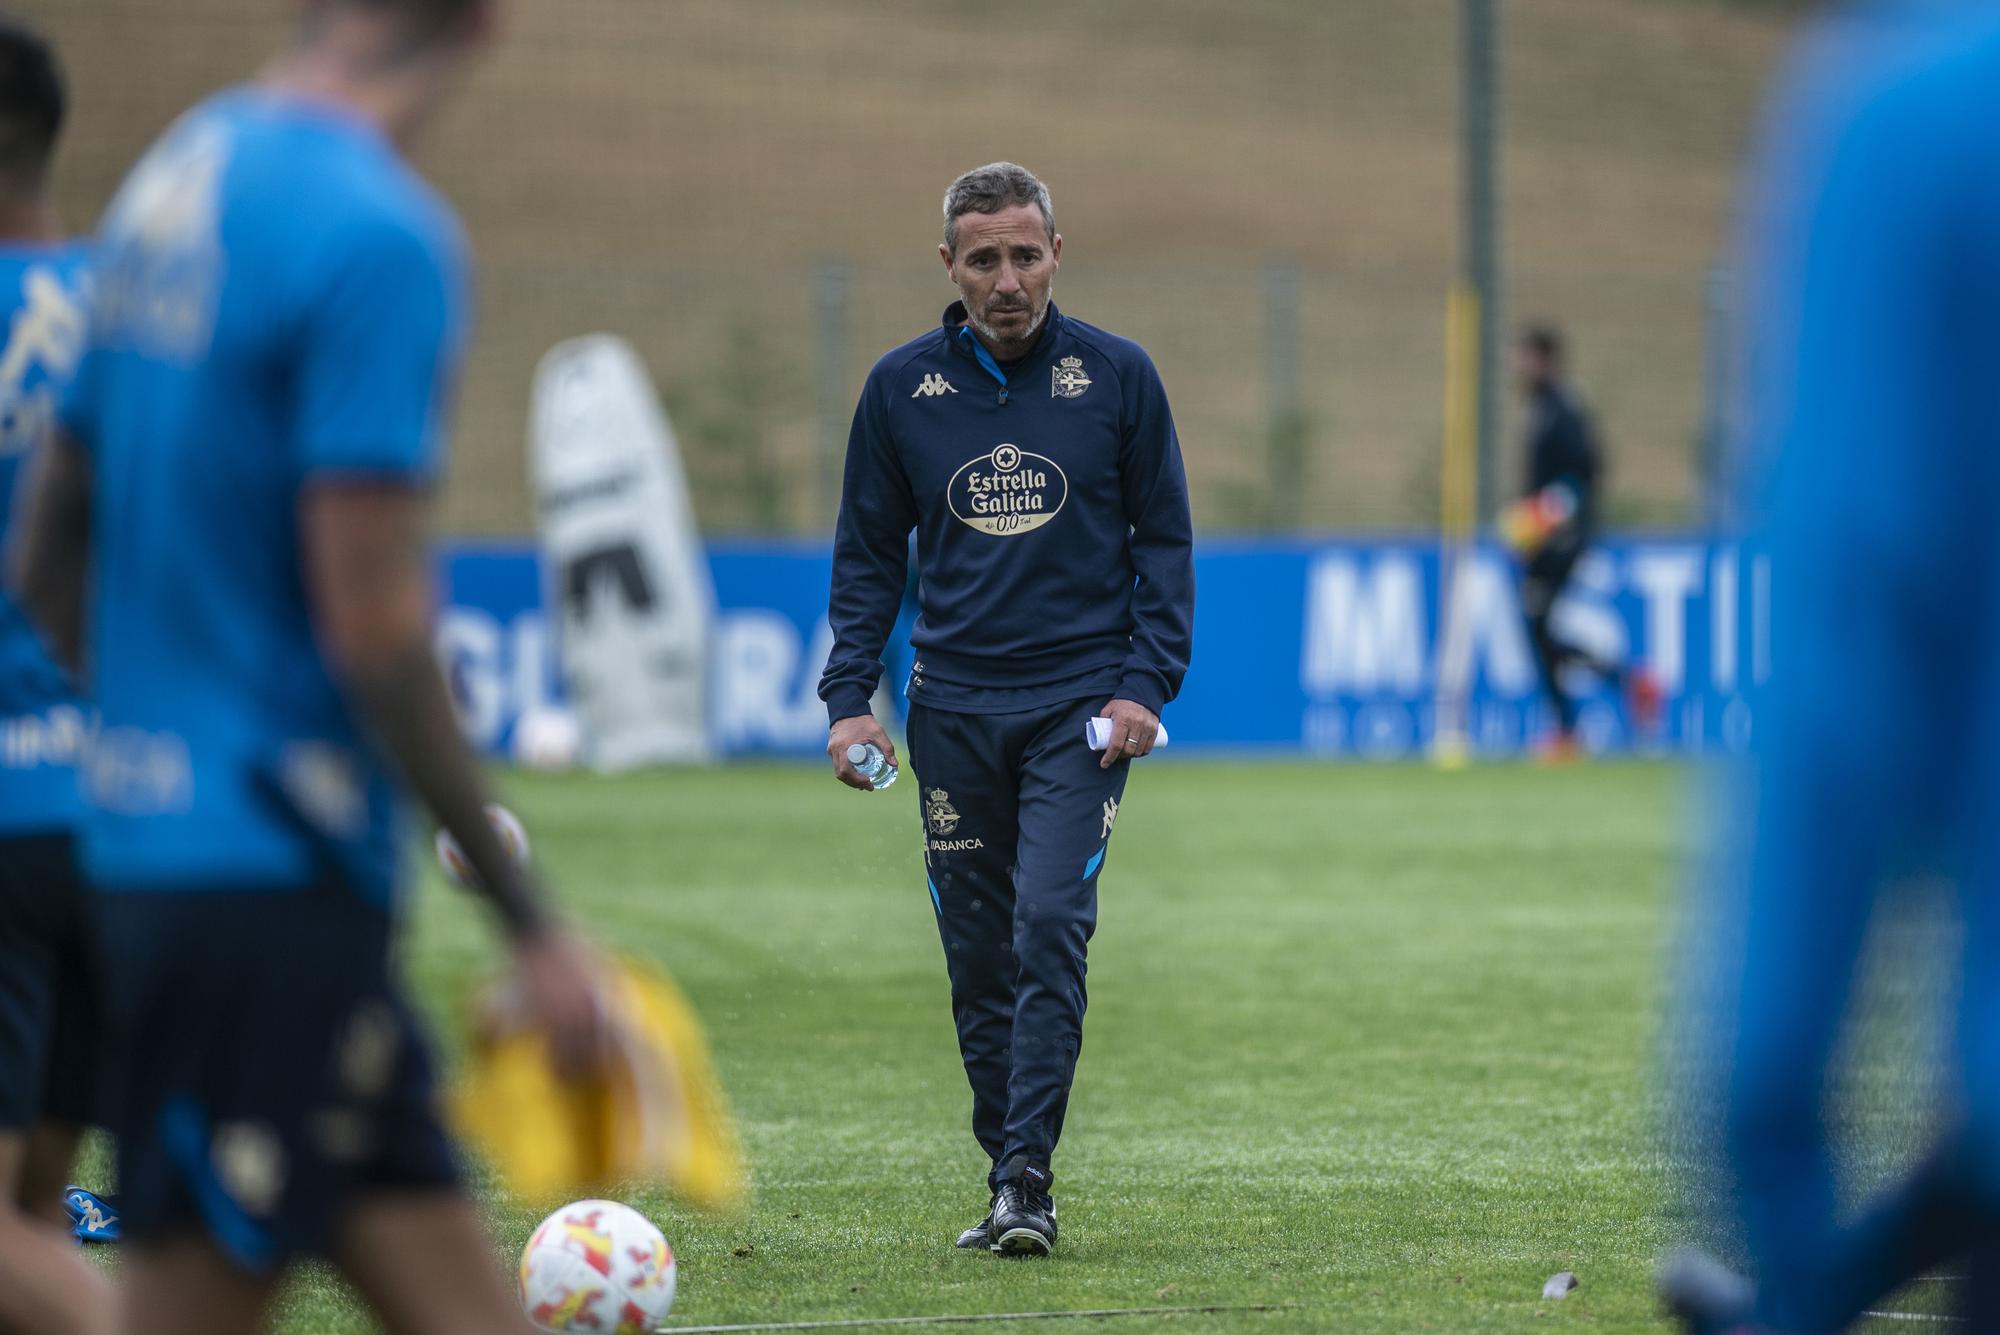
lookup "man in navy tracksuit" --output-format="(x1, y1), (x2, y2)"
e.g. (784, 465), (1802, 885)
(819, 162), (1193, 1257)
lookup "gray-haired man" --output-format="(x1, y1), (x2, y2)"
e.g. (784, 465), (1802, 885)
(819, 162), (1194, 1256)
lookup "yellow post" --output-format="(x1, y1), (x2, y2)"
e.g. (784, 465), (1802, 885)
(1441, 283), (1480, 544)
(1432, 283), (1480, 768)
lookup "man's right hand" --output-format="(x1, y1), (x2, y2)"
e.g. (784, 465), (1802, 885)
(510, 925), (608, 1079)
(828, 713), (897, 791)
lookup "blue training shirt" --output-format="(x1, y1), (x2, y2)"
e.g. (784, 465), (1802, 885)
(1735, 0), (2000, 896)
(1706, 7), (2000, 1313)
(60, 89), (470, 903)
(0, 242), (90, 836)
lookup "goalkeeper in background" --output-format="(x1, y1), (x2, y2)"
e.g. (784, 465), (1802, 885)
(1503, 323), (1658, 758)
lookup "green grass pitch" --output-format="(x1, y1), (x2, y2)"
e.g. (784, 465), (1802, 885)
(66, 760), (1947, 1331)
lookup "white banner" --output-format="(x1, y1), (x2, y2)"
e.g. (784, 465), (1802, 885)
(530, 335), (715, 768)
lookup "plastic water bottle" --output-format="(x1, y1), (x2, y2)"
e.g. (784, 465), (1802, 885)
(846, 742), (898, 790)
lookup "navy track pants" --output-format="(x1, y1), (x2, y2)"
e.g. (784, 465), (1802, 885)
(905, 696), (1131, 1183)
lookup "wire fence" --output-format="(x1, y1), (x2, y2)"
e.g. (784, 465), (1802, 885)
(24, 0), (1792, 535)
(454, 257), (1725, 536)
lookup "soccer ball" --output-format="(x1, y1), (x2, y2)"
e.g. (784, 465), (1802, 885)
(519, 1199), (676, 1334)
(434, 802), (531, 889)
(513, 707), (584, 771)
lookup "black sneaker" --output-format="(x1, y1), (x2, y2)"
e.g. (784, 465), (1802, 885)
(989, 1163), (1057, 1257)
(1657, 1249), (1756, 1335)
(954, 1201), (995, 1249)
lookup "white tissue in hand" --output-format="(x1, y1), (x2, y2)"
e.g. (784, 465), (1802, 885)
(1085, 717), (1170, 751)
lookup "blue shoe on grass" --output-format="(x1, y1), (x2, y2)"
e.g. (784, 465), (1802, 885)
(63, 1186), (120, 1243)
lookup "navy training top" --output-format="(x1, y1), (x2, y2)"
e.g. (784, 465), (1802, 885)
(819, 301), (1193, 721)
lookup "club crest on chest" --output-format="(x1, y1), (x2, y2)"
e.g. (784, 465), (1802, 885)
(1052, 356), (1091, 399)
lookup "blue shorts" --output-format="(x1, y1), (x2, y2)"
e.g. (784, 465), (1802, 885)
(0, 831), (100, 1129)
(96, 879), (459, 1272)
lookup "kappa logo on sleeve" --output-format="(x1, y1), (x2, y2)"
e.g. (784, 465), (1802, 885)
(912, 373), (958, 398)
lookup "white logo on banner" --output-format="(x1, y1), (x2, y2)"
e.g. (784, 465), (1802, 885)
(1301, 553), (1428, 694)
(711, 612), (835, 751)
(1628, 548), (1702, 695)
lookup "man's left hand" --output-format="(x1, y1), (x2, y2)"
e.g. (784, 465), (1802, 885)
(1098, 698), (1161, 769)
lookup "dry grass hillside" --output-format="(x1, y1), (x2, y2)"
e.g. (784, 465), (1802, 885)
(26, 0), (1793, 533)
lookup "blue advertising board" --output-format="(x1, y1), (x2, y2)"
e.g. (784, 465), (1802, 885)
(439, 536), (1765, 761)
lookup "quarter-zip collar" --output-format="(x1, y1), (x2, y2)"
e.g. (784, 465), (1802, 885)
(942, 300), (1066, 394)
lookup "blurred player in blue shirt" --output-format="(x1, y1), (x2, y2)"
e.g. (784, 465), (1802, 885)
(0, 21), (116, 1335)
(12, 3), (603, 1332)
(1665, 3), (2000, 1330)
